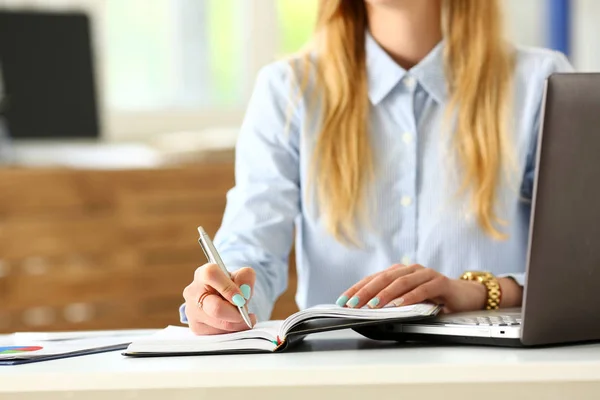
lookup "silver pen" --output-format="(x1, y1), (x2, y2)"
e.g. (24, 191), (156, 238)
(197, 226), (253, 328)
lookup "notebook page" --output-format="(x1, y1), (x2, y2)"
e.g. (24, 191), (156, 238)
(154, 324), (280, 342)
(126, 322), (283, 354)
(280, 303), (440, 336)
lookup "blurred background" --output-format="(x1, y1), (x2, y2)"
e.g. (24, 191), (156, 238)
(0, 0), (597, 333)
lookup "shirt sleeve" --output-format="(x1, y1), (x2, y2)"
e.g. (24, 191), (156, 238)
(507, 51), (575, 287)
(211, 62), (302, 322)
(179, 303), (188, 324)
(521, 51), (575, 201)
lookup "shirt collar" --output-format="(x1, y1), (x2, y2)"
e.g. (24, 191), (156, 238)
(365, 30), (447, 105)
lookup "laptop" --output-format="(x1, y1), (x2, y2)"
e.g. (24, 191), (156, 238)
(359, 73), (600, 347)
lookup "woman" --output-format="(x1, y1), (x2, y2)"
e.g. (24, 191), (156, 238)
(181, 0), (572, 334)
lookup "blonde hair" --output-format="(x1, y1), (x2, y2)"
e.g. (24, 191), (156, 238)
(298, 0), (514, 244)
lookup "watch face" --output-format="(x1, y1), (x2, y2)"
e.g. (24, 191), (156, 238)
(461, 271), (495, 283)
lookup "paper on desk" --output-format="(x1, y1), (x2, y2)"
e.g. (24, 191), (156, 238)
(0, 334), (153, 361)
(12, 329), (156, 342)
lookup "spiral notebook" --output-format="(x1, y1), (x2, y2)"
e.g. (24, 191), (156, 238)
(123, 303), (441, 356)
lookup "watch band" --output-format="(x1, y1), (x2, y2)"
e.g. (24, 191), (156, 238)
(460, 271), (502, 310)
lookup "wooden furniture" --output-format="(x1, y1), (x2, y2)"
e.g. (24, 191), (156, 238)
(3, 330), (600, 399)
(0, 161), (298, 333)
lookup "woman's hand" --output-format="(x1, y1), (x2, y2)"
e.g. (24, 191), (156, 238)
(183, 264), (257, 335)
(337, 264), (487, 313)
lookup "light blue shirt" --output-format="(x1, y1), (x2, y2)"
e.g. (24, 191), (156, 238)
(180, 33), (573, 324)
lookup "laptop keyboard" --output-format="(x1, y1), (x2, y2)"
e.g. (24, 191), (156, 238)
(442, 314), (522, 326)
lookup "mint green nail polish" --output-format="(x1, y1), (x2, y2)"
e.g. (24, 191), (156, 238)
(368, 297), (380, 308)
(347, 296), (360, 308)
(240, 284), (251, 300)
(232, 294), (246, 307)
(336, 295), (349, 307)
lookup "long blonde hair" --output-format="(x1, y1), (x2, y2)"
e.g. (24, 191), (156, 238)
(299, 0), (514, 244)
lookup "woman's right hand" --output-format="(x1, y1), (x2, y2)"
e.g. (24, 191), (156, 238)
(183, 263), (257, 335)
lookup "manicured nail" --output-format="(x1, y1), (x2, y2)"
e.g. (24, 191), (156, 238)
(383, 298), (405, 308)
(240, 284), (251, 300)
(232, 294), (246, 307)
(336, 295), (349, 307)
(367, 297), (380, 308)
(393, 298), (405, 307)
(346, 296), (360, 308)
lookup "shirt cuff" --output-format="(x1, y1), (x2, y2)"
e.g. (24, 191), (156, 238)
(179, 303), (188, 324)
(497, 272), (526, 287)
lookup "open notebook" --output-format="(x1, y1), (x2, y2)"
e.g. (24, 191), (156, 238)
(124, 303), (440, 356)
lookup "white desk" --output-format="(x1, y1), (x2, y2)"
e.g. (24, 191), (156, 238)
(1, 330), (600, 400)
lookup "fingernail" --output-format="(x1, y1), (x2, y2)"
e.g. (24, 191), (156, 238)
(393, 298), (405, 307)
(346, 296), (360, 308)
(232, 294), (246, 307)
(240, 284), (251, 300)
(336, 295), (349, 307)
(367, 297), (380, 308)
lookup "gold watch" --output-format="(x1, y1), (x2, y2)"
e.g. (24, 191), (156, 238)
(460, 271), (502, 310)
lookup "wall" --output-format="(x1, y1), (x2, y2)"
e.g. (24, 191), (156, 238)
(572, 0), (600, 71)
(505, 0), (600, 71)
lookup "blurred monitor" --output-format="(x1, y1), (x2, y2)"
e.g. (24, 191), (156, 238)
(0, 10), (100, 140)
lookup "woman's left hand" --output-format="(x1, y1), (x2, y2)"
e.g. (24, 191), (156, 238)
(337, 264), (487, 313)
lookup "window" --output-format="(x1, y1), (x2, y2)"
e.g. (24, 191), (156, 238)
(104, 0), (317, 113)
(277, 0), (318, 55)
(104, 0), (245, 110)
(0, 0), (319, 137)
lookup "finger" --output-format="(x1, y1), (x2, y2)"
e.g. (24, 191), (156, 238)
(190, 312), (258, 334)
(338, 264), (409, 304)
(231, 267), (256, 301)
(397, 277), (448, 306)
(370, 268), (436, 308)
(183, 283), (243, 324)
(184, 270), (257, 332)
(350, 266), (427, 309)
(195, 264), (246, 308)
(347, 267), (413, 309)
(338, 264), (410, 307)
(337, 273), (378, 307)
(189, 320), (232, 335)
(205, 312), (256, 332)
(195, 292), (244, 322)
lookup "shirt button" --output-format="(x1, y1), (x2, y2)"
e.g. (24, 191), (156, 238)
(402, 133), (412, 144)
(401, 256), (412, 265)
(403, 75), (416, 89)
(401, 196), (413, 207)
